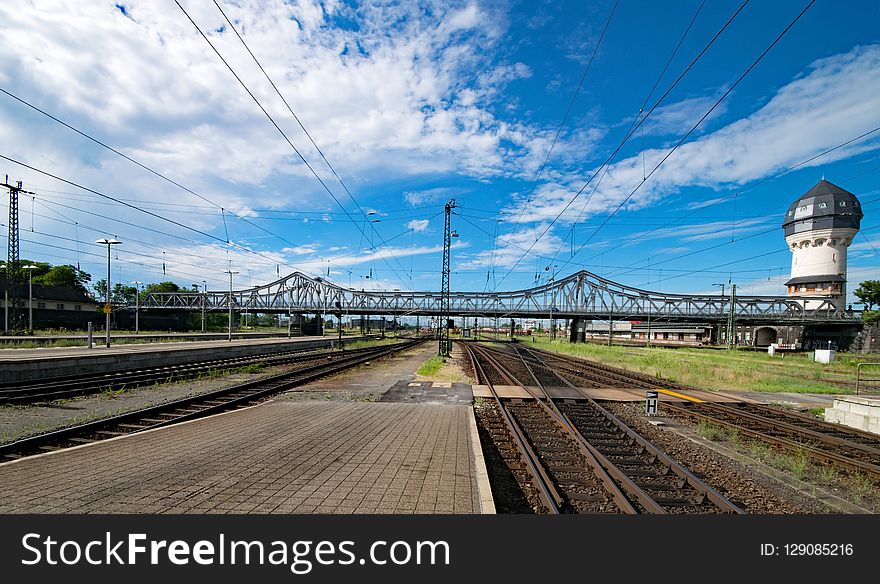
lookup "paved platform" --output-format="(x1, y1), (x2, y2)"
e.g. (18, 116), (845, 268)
(824, 395), (880, 435)
(0, 400), (485, 514)
(0, 335), (357, 383)
(0, 335), (334, 362)
(381, 380), (473, 404)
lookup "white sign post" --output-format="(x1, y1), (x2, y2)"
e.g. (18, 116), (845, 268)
(645, 391), (659, 416)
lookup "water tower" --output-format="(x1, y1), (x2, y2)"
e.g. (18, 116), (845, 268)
(782, 179), (862, 310)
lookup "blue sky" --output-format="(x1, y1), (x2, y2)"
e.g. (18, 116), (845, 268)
(0, 0), (878, 303)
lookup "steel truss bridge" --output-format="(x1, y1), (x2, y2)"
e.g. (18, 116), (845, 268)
(140, 270), (858, 326)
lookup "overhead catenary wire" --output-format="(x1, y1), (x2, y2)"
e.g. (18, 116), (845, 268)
(208, 0), (413, 287)
(11, 197), (436, 286)
(583, 123), (880, 276)
(545, 0), (707, 277)
(492, 0), (620, 275)
(599, 135), (880, 280)
(493, 0), (753, 287)
(501, 0), (816, 286)
(0, 86), (315, 258)
(0, 154), (353, 281)
(172, 0), (412, 288)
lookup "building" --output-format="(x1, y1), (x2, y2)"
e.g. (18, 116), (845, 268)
(783, 179), (862, 310)
(0, 279), (99, 331)
(725, 179), (864, 350)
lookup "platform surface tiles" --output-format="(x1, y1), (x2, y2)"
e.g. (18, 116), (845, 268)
(0, 400), (483, 514)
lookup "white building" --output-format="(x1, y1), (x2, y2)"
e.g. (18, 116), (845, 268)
(782, 179), (863, 310)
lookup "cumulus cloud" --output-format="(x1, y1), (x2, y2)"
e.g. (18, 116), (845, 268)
(459, 223), (563, 269)
(406, 219), (430, 232)
(404, 187), (459, 206)
(512, 44), (880, 224)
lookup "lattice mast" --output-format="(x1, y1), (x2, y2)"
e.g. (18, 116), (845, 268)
(3, 176), (32, 333)
(439, 198), (456, 356)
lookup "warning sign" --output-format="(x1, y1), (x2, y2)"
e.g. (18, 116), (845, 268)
(103, 304), (111, 314)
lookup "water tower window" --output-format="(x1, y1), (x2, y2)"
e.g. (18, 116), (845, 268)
(799, 205), (807, 211)
(839, 201), (847, 207)
(818, 202), (827, 209)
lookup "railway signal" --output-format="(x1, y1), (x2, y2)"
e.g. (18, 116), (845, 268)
(645, 391), (659, 416)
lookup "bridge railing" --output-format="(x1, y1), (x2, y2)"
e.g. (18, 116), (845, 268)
(138, 270), (856, 323)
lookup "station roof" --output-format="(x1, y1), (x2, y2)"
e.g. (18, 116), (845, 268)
(784, 274), (846, 286)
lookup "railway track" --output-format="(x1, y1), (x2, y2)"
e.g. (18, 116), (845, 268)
(519, 345), (880, 480)
(0, 338), (383, 404)
(465, 342), (742, 514)
(665, 402), (880, 478)
(0, 339), (422, 462)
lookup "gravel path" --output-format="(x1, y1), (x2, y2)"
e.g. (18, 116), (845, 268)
(603, 401), (831, 514)
(0, 371), (268, 444)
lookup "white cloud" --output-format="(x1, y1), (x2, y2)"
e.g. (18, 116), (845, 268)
(406, 219), (430, 232)
(281, 244), (320, 255)
(404, 187), (459, 206)
(0, 0), (568, 210)
(640, 95), (729, 137)
(513, 44), (880, 224)
(459, 223), (563, 269)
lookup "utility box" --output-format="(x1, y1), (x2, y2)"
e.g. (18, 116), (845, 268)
(814, 349), (836, 364)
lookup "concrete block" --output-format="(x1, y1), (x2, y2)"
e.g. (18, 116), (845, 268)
(848, 402), (876, 417)
(841, 411), (869, 432)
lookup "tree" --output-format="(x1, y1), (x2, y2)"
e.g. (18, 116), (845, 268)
(34, 264), (91, 292)
(854, 280), (880, 310)
(112, 283), (138, 304)
(143, 281), (182, 295)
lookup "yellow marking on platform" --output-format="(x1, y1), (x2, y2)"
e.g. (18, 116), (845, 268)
(657, 389), (704, 403)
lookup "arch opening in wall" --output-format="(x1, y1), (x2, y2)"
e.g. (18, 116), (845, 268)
(755, 327), (778, 347)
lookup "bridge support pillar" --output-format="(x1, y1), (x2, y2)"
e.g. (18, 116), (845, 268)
(569, 317), (580, 343)
(510, 318), (515, 340)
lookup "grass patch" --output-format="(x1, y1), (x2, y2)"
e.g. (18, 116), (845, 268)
(531, 337), (856, 394)
(775, 447), (812, 479)
(697, 421), (728, 442)
(233, 363), (264, 374)
(417, 355), (445, 377)
(344, 338), (401, 350)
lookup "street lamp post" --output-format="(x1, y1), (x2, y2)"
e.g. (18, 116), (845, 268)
(202, 280), (208, 332)
(132, 281), (143, 334)
(23, 264), (37, 333)
(713, 283), (726, 344)
(0, 263), (7, 333)
(96, 239), (121, 348)
(225, 269), (238, 342)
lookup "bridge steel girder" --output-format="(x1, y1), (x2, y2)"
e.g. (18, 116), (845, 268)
(139, 270), (857, 326)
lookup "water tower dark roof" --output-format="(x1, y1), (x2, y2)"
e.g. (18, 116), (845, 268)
(782, 179), (862, 236)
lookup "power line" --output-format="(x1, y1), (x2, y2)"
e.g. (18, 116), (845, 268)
(556, 0), (817, 268)
(545, 0), (706, 273)
(597, 132), (880, 279)
(581, 123), (880, 274)
(493, 0), (620, 274)
(173, 0), (412, 288)
(0, 86), (308, 252)
(208, 0), (413, 287)
(494, 0), (752, 287)
(0, 154), (348, 280)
